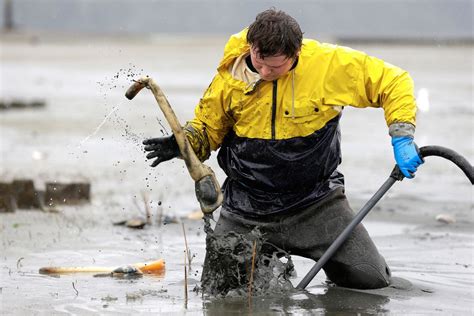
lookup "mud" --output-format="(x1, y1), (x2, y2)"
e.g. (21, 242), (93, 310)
(201, 217), (294, 297)
(0, 33), (473, 314)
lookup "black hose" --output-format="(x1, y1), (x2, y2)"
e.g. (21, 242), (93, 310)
(419, 146), (473, 184)
(297, 145), (473, 290)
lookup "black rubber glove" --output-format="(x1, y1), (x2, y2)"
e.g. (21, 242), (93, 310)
(143, 135), (180, 167)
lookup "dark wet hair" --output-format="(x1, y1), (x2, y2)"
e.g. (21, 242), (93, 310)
(247, 8), (303, 59)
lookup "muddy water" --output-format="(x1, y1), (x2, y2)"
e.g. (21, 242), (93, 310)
(1, 34), (473, 314)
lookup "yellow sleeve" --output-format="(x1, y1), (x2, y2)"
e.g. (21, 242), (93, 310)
(353, 54), (417, 126)
(185, 74), (234, 161)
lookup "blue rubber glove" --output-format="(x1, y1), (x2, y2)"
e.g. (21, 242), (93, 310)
(391, 136), (424, 179)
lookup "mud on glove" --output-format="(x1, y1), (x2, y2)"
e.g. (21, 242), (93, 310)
(391, 136), (424, 178)
(143, 135), (180, 167)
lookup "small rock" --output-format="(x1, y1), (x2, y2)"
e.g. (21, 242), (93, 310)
(101, 295), (118, 302)
(125, 218), (146, 229)
(435, 214), (456, 224)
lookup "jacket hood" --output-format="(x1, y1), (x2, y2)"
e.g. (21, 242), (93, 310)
(218, 28), (250, 72)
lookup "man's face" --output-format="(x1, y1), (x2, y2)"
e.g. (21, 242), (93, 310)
(250, 46), (297, 81)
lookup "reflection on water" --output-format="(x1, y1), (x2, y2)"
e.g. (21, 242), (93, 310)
(203, 286), (390, 315)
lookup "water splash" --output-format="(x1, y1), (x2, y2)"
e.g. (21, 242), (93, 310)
(79, 106), (119, 147)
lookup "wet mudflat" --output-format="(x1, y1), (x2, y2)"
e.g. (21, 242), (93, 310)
(1, 33), (473, 314)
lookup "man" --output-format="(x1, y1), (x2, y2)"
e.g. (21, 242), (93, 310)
(143, 9), (423, 289)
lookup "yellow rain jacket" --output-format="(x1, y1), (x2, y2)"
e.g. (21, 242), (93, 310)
(185, 29), (417, 216)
